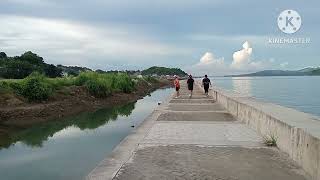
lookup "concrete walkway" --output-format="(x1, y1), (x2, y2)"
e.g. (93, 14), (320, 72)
(87, 81), (309, 180)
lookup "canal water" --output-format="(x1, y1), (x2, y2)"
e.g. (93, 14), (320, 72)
(213, 76), (320, 117)
(0, 88), (173, 180)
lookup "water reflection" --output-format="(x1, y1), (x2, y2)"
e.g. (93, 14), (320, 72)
(0, 88), (173, 180)
(232, 77), (252, 96)
(0, 103), (135, 149)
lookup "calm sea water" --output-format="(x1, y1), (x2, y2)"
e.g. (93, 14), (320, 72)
(0, 88), (173, 180)
(212, 76), (320, 117)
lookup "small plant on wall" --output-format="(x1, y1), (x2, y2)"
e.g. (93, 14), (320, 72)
(263, 133), (278, 147)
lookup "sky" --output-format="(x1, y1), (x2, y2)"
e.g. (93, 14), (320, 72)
(0, 0), (319, 75)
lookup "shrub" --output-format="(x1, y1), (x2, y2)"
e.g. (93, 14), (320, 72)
(0, 80), (23, 94)
(85, 78), (112, 98)
(75, 72), (112, 97)
(19, 72), (52, 102)
(46, 76), (75, 89)
(74, 72), (94, 86)
(114, 73), (135, 93)
(74, 72), (135, 96)
(0, 81), (11, 93)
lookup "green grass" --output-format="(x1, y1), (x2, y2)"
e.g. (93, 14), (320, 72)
(0, 72), (158, 102)
(75, 72), (135, 97)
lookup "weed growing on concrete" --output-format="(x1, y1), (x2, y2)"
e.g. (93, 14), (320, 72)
(263, 133), (278, 147)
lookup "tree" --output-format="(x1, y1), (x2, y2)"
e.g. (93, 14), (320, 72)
(141, 66), (187, 76)
(95, 69), (106, 74)
(19, 51), (44, 65)
(0, 52), (7, 59)
(44, 64), (62, 78)
(2, 60), (34, 79)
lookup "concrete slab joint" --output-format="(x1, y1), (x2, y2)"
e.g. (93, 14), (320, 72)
(211, 85), (320, 180)
(87, 81), (314, 180)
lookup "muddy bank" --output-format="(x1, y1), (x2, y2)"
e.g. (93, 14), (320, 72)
(0, 79), (171, 132)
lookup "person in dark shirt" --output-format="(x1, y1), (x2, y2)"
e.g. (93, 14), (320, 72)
(202, 75), (211, 96)
(187, 74), (194, 98)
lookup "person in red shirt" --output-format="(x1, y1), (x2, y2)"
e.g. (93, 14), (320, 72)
(173, 75), (180, 98)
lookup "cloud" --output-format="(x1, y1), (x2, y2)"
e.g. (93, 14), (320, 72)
(188, 41), (274, 75)
(230, 41), (268, 71)
(231, 41), (253, 69)
(186, 52), (228, 75)
(0, 15), (190, 69)
(280, 62), (289, 68)
(198, 52), (225, 66)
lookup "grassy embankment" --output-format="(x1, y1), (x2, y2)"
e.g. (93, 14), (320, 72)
(0, 72), (157, 102)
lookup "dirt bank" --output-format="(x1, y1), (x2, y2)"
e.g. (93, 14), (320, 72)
(0, 79), (171, 132)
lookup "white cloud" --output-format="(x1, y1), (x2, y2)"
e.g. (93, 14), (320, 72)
(0, 15), (190, 69)
(188, 41), (274, 76)
(198, 52), (225, 66)
(269, 58), (275, 63)
(3, 0), (50, 5)
(230, 41), (268, 72)
(231, 41), (253, 69)
(280, 62), (289, 68)
(187, 52), (228, 75)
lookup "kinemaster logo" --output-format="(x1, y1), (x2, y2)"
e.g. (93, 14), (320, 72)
(277, 9), (302, 34)
(268, 9), (310, 44)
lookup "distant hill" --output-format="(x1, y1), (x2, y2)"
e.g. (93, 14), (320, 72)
(226, 67), (320, 77)
(141, 66), (187, 76)
(298, 67), (317, 73)
(310, 69), (320, 75)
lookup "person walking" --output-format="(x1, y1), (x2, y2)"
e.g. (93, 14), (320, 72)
(202, 75), (211, 96)
(173, 75), (180, 98)
(187, 74), (194, 98)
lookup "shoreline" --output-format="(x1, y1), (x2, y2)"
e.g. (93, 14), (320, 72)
(0, 79), (172, 134)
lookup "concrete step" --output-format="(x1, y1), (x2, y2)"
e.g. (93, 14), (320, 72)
(169, 99), (214, 104)
(115, 145), (308, 180)
(157, 111), (235, 122)
(167, 103), (225, 111)
(143, 122), (262, 146)
(174, 95), (212, 99)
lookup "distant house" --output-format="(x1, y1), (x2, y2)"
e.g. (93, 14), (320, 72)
(62, 72), (68, 77)
(132, 71), (141, 76)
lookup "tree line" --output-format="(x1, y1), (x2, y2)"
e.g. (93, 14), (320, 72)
(0, 51), (188, 79)
(141, 66), (187, 76)
(0, 51), (62, 79)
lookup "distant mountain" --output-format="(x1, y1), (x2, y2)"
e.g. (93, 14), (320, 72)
(226, 67), (320, 77)
(298, 67), (317, 73)
(310, 68), (320, 75)
(141, 66), (187, 76)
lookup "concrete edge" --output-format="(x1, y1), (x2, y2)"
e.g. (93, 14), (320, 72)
(203, 82), (320, 180)
(86, 91), (174, 180)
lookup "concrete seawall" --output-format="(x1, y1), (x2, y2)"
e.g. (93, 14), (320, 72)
(210, 86), (320, 180)
(88, 81), (310, 180)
